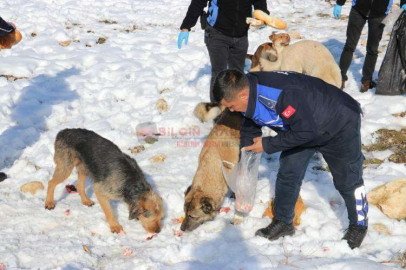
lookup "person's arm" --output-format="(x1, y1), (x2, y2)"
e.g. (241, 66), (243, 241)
(180, 0), (209, 31)
(0, 17), (15, 38)
(240, 116), (263, 150)
(252, 0), (270, 14)
(262, 90), (318, 154)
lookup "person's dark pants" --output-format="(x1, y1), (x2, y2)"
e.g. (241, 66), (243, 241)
(273, 113), (368, 227)
(205, 25), (248, 102)
(339, 8), (385, 83)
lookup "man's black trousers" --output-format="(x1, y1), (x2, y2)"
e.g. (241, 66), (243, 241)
(339, 8), (385, 83)
(273, 113), (368, 227)
(205, 26), (248, 102)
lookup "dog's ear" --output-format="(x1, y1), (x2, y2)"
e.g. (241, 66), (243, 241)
(185, 185), (192, 196)
(200, 197), (214, 214)
(269, 34), (275, 41)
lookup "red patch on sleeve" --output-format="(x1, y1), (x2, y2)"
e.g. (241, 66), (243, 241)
(282, 105), (296, 119)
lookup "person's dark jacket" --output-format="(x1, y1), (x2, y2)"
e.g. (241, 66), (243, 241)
(180, 0), (269, 37)
(240, 72), (362, 154)
(0, 17), (14, 38)
(337, 0), (406, 18)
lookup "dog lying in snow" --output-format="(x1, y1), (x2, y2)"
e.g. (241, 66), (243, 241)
(248, 33), (342, 88)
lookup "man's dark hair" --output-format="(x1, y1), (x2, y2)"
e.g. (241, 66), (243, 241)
(213, 69), (249, 102)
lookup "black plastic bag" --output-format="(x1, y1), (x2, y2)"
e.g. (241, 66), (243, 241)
(376, 11), (406, 95)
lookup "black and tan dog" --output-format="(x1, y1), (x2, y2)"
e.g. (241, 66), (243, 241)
(44, 128), (164, 234)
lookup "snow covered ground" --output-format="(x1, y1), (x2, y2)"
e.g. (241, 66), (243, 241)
(0, 0), (406, 269)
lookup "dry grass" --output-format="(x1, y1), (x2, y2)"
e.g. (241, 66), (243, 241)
(363, 129), (406, 164)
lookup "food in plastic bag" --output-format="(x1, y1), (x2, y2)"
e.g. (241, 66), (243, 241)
(376, 11), (406, 95)
(222, 148), (262, 214)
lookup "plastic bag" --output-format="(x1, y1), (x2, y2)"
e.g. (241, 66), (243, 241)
(222, 148), (262, 214)
(382, 8), (403, 29)
(376, 11), (406, 95)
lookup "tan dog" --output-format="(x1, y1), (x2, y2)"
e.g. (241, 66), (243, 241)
(181, 109), (241, 231)
(181, 104), (306, 231)
(253, 33), (342, 88)
(45, 129), (164, 234)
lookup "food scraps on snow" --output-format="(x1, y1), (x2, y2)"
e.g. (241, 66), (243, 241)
(171, 216), (185, 224)
(123, 248), (133, 257)
(146, 234), (157, 241)
(65, 184), (78, 194)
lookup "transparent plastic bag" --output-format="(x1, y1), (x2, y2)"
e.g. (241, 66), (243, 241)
(222, 148), (262, 214)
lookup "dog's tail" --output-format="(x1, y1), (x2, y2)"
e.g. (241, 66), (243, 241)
(194, 102), (223, 123)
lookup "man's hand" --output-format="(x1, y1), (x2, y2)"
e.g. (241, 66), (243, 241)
(177, 29), (189, 49)
(245, 137), (264, 152)
(401, 4), (406, 10)
(333, 4), (342, 19)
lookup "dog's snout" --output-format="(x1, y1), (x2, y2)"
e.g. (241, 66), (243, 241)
(180, 221), (187, 231)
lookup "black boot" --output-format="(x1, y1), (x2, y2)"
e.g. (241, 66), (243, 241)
(255, 219), (295, 241)
(343, 225), (368, 249)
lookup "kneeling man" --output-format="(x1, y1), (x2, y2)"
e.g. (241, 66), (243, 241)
(213, 70), (368, 249)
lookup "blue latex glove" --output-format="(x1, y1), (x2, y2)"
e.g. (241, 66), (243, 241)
(177, 31), (189, 49)
(401, 4), (406, 10)
(333, 4), (342, 19)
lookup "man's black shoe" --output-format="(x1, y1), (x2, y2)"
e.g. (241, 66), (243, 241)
(255, 219), (295, 241)
(343, 225), (368, 249)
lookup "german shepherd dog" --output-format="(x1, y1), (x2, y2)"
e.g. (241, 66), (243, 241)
(181, 103), (306, 231)
(44, 129), (164, 234)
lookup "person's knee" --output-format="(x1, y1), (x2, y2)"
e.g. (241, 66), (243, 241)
(343, 44), (356, 53)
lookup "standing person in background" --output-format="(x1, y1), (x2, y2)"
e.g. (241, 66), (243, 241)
(177, 0), (269, 102)
(0, 16), (22, 182)
(333, 0), (406, 92)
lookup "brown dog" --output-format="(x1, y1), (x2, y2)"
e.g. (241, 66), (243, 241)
(181, 104), (306, 231)
(247, 33), (290, 71)
(44, 129), (164, 234)
(181, 109), (241, 231)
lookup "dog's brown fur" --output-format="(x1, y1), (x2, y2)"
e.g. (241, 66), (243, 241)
(262, 196), (307, 226)
(44, 129), (164, 234)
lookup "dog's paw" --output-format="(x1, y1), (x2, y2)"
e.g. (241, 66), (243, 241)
(82, 200), (95, 207)
(110, 224), (124, 234)
(45, 201), (55, 210)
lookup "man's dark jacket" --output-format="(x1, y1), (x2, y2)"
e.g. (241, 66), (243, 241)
(337, 0), (406, 18)
(241, 72), (362, 154)
(180, 0), (268, 37)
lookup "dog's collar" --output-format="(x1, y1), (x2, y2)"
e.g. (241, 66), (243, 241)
(244, 73), (258, 119)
